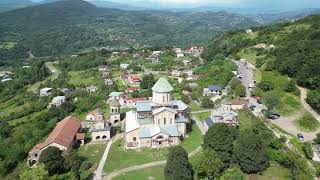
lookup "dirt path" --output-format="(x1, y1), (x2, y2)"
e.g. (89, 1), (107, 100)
(94, 140), (114, 180)
(298, 86), (320, 121)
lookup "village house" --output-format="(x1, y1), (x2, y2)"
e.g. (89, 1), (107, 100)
(109, 92), (125, 101)
(226, 99), (249, 110)
(182, 60), (191, 66)
(204, 107), (238, 131)
(203, 85), (223, 97)
(171, 70), (181, 77)
(255, 43), (267, 49)
(98, 65), (108, 72)
(132, 53), (141, 58)
(40, 87), (53, 97)
(86, 85), (98, 93)
(48, 96), (66, 108)
(246, 29), (253, 34)
(1, 78), (13, 82)
(120, 63), (130, 69)
(127, 87), (140, 93)
(28, 116), (84, 167)
(104, 78), (113, 86)
(111, 52), (120, 57)
(60, 88), (70, 94)
(129, 74), (141, 85)
(146, 54), (160, 63)
(187, 45), (203, 55)
(125, 77), (189, 149)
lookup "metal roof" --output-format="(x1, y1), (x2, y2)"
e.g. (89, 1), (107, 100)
(152, 77), (174, 93)
(136, 101), (152, 112)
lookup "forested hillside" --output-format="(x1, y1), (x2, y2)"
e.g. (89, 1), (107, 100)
(202, 14), (320, 112)
(0, 0), (258, 61)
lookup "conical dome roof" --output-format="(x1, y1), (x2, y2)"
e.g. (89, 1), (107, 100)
(152, 77), (173, 93)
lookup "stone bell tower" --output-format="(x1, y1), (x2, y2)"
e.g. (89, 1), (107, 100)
(109, 99), (121, 124)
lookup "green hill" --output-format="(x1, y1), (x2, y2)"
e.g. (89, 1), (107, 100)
(202, 15), (320, 89)
(0, 0), (258, 61)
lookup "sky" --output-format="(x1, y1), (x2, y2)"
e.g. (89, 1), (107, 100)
(32, 0), (320, 10)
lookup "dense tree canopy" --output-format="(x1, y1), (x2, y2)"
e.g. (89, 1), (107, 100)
(233, 132), (270, 173)
(164, 146), (193, 180)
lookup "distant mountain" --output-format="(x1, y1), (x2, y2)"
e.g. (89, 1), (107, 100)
(0, 0), (34, 13)
(0, 0), (259, 60)
(88, 0), (144, 10)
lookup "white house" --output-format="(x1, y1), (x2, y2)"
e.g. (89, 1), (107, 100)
(40, 88), (53, 97)
(48, 96), (66, 108)
(86, 85), (98, 93)
(120, 63), (130, 69)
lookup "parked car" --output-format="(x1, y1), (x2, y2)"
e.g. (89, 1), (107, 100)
(262, 109), (280, 120)
(297, 133), (304, 141)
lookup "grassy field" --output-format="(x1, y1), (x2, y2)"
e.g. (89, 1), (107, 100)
(255, 71), (302, 116)
(190, 102), (205, 111)
(237, 47), (266, 65)
(248, 163), (291, 180)
(194, 112), (210, 122)
(78, 143), (107, 176)
(238, 109), (259, 132)
(104, 125), (202, 173)
(180, 125), (203, 153)
(296, 112), (320, 132)
(112, 165), (165, 180)
(68, 70), (99, 86)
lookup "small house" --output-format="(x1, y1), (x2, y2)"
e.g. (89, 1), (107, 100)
(171, 70), (181, 77)
(48, 96), (66, 108)
(109, 92), (125, 101)
(129, 74), (141, 85)
(86, 85), (98, 93)
(182, 60), (191, 66)
(226, 99), (249, 110)
(203, 85), (223, 97)
(98, 65), (108, 72)
(127, 87), (140, 93)
(40, 88), (53, 97)
(120, 63), (129, 69)
(246, 29), (253, 34)
(104, 79), (113, 86)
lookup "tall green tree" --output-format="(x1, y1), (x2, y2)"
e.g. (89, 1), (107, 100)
(164, 146), (193, 180)
(193, 149), (223, 179)
(203, 123), (238, 168)
(233, 132), (270, 173)
(39, 146), (65, 175)
(140, 73), (155, 89)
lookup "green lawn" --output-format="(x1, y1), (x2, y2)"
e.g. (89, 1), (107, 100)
(248, 163), (291, 180)
(190, 102), (205, 111)
(255, 71), (302, 116)
(194, 112), (210, 122)
(180, 125), (203, 153)
(104, 125), (202, 173)
(78, 143), (107, 176)
(112, 165), (165, 180)
(238, 109), (259, 132)
(296, 112), (320, 132)
(237, 47), (266, 66)
(68, 70), (99, 86)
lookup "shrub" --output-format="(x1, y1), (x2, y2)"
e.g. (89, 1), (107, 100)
(258, 81), (274, 91)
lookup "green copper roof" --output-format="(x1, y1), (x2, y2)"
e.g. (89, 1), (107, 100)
(152, 77), (173, 93)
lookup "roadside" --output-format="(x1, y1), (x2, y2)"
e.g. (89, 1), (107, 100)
(298, 86), (320, 122)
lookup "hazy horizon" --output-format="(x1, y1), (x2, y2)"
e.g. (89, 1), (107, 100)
(27, 0), (320, 11)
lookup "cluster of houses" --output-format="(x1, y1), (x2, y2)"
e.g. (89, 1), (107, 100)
(171, 69), (198, 83)
(0, 71), (13, 83)
(204, 98), (249, 131)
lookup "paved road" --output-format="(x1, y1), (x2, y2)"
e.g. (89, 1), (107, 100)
(192, 114), (206, 135)
(190, 109), (212, 114)
(94, 139), (114, 180)
(298, 86), (320, 121)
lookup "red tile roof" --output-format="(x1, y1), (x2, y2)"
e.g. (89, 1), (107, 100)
(31, 116), (81, 152)
(76, 133), (85, 140)
(230, 99), (249, 106)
